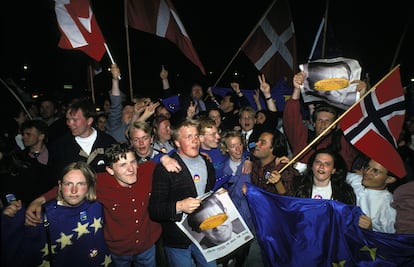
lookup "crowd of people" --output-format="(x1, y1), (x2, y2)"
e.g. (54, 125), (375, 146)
(1, 63), (414, 267)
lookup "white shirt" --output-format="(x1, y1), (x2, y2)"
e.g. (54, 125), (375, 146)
(75, 128), (97, 155)
(311, 181), (332, 200)
(241, 129), (254, 142)
(346, 172), (396, 233)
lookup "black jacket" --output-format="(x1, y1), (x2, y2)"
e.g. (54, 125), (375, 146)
(294, 175), (356, 205)
(47, 130), (117, 180)
(148, 152), (216, 248)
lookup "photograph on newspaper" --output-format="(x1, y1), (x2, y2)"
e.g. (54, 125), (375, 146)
(299, 57), (362, 110)
(175, 188), (254, 262)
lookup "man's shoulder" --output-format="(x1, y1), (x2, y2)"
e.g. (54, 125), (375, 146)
(346, 172), (362, 182)
(138, 160), (156, 171)
(96, 130), (117, 144)
(394, 181), (414, 197)
(48, 132), (75, 151)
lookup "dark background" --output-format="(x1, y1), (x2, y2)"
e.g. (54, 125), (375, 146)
(1, 0), (413, 109)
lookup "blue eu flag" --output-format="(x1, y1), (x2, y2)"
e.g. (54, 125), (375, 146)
(161, 95), (181, 113)
(245, 183), (414, 267)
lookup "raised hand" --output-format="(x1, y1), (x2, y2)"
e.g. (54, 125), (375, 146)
(258, 74), (271, 95)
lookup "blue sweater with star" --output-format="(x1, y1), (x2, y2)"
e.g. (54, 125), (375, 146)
(1, 200), (113, 267)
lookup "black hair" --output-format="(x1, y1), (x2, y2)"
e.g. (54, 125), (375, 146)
(67, 97), (97, 119)
(104, 143), (135, 167)
(21, 119), (49, 140)
(312, 104), (338, 123)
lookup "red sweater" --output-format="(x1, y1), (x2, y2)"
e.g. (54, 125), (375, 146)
(283, 99), (358, 170)
(44, 161), (161, 256)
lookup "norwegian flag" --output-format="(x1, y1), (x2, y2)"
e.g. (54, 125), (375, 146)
(242, 0), (297, 85)
(339, 67), (406, 178)
(54, 0), (106, 61)
(127, 0), (206, 75)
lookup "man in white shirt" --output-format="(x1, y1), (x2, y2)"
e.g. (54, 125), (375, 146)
(346, 159), (397, 233)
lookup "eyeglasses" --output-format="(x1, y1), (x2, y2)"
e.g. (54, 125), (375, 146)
(363, 165), (386, 176)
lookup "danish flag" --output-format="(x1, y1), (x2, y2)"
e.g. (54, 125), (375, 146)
(55, 0), (106, 61)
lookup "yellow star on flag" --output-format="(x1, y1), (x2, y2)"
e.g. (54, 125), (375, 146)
(332, 260), (346, 267)
(361, 245), (378, 261)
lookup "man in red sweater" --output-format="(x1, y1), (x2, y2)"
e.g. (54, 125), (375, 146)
(283, 71), (363, 171)
(25, 143), (162, 266)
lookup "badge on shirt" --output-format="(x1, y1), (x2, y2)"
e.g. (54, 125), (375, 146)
(313, 194), (323, 199)
(193, 174), (200, 183)
(80, 211), (87, 221)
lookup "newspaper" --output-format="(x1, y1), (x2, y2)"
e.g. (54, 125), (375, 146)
(175, 188), (254, 262)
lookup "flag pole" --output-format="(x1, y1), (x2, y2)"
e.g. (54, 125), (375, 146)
(87, 63), (96, 104)
(308, 17), (325, 62)
(321, 0), (329, 59)
(213, 0), (277, 87)
(0, 78), (32, 119)
(278, 65), (401, 173)
(104, 43), (121, 81)
(390, 21), (408, 71)
(124, 0), (134, 101)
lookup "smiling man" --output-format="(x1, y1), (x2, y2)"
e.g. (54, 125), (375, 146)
(149, 119), (216, 267)
(346, 159), (398, 233)
(47, 98), (117, 178)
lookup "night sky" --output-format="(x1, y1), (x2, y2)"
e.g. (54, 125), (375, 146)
(1, 0), (413, 107)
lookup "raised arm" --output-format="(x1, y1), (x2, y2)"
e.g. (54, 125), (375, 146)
(231, 81), (250, 107)
(160, 65), (170, 90)
(110, 63), (121, 96)
(253, 89), (262, 111)
(291, 71), (306, 100)
(258, 74), (277, 112)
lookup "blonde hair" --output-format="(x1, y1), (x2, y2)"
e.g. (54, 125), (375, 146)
(127, 121), (152, 141)
(57, 162), (97, 202)
(219, 130), (243, 155)
(171, 119), (200, 142)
